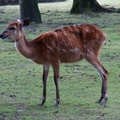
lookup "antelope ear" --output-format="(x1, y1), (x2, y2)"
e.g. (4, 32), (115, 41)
(22, 18), (30, 27)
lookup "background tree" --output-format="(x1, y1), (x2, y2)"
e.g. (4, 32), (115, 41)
(20, 0), (42, 23)
(70, 0), (114, 14)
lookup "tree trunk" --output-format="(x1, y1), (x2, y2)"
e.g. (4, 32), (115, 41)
(70, 0), (113, 14)
(20, 0), (42, 23)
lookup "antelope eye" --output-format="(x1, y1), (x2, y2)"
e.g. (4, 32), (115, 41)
(8, 27), (16, 30)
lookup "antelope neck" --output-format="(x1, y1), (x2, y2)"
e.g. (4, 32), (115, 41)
(15, 31), (33, 59)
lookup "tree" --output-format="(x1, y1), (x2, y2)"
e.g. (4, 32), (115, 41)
(20, 0), (42, 23)
(70, 0), (114, 14)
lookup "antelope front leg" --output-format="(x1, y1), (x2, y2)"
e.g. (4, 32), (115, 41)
(39, 65), (50, 106)
(52, 64), (60, 107)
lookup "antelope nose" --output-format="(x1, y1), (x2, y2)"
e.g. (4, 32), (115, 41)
(0, 34), (3, 39)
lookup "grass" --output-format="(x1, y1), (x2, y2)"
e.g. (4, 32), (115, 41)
(0, 0), (120, 119)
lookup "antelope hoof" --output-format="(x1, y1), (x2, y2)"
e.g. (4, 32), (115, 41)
(96, 96), (108, 107)
(96, 95), (103, 103)
(100, 102), (106, 107)
(52, 100), (60, 108)
(38, 99), (46, 107)
(100, 98), (108, 107)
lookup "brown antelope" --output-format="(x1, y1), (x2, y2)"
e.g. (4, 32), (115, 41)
(0, 18), (108, 107)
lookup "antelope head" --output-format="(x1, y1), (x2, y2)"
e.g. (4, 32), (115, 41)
(0, 18), (30, 41)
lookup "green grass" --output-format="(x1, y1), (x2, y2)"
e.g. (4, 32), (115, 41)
(0, 0), (120, 119)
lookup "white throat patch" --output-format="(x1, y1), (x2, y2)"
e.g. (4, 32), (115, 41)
(15, 41), (19, 51)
